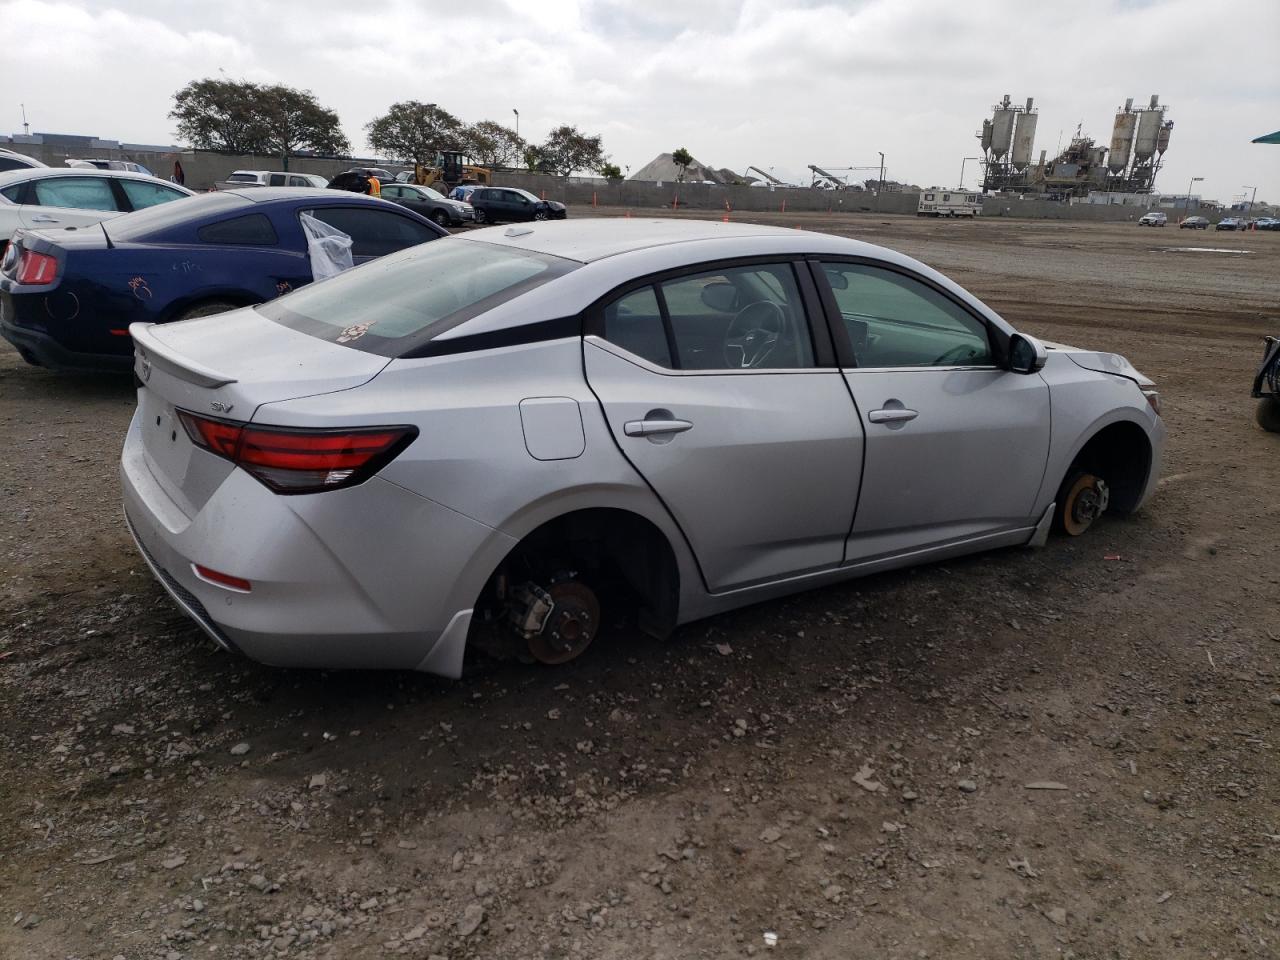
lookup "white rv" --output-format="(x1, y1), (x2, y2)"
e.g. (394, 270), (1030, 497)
(918, 189), (983, 217)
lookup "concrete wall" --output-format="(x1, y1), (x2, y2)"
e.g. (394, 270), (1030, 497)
(4, 139), (1225, 223)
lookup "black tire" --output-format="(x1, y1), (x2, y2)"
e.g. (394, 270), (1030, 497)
(474, 209), (488, 224)
(177, 300), (238, 322)
(1257, 397), (1280, 433)
(534, 210), (548, 221)
(431, 209), (450, 227)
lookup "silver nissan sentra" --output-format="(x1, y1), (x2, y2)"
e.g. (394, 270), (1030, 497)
(121, 219), (1164, 676)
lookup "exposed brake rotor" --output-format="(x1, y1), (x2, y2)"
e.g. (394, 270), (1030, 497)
(526, 581), (601, 665)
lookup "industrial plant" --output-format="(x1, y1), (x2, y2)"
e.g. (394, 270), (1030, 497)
(978, 94), (1173, 199)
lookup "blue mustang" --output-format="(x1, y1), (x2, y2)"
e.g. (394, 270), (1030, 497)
(0, 189), (446, 372)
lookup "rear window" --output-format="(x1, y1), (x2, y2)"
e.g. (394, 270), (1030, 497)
(226, 173), (260, 182)
(256, 238), (577, 357)
(105, 192), (245, 241)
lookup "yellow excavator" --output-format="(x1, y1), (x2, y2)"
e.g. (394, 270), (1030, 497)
(412, 151), (491, 193)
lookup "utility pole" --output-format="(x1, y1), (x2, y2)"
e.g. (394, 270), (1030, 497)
(20, 103), (29, 136)
(876, 151), (885, 210)
(513, 108), (519, 140)
(1243, 185), (1257, 220)
(1186, 175), (1203, 211)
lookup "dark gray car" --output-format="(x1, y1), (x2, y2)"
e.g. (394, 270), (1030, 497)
(470, 187), (566, 224)
(380, 183), (474, 227)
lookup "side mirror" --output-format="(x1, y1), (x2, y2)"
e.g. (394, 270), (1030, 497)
(1008, 333), (1048, 374)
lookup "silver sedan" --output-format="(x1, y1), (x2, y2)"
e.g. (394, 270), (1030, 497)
(121, 219), (1164, 675)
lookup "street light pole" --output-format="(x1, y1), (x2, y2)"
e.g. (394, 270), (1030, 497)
(513, 108), (519, 140)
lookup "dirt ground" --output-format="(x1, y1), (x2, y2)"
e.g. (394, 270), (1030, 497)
(1, 211), (1277, 960)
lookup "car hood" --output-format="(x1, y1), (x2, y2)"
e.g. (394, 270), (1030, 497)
(1043, 340), (1154, 387)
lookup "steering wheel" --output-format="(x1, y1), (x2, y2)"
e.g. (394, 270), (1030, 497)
(932, 343), (979, 366)
(724, 301), (786, 368)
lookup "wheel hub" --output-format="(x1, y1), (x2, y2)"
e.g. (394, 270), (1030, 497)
(526, 581), (600, 665)
(1071, 478), (1110, 525)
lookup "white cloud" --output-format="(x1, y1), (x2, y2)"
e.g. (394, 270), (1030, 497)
(1, 0), (1276, 202)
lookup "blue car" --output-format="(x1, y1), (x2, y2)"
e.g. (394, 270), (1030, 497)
(0, 188), (445, 372)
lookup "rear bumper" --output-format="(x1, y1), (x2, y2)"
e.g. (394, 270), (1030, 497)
(1, 315), (133, 373)
(120, 409), (511, 675)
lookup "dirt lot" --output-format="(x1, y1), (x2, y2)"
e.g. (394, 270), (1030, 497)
(1, 212), (1277, 960)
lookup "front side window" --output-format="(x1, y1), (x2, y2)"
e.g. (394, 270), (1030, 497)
(197, 213), (279, 246)
(820, 262), (992, 368)
(119, 179), (187, 210)
(601, 262), (815, 371)
(307, 207), (436, 257)
(32, 176), (118, 211)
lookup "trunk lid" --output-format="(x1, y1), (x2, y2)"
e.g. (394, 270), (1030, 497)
(130, 305), (390, 517)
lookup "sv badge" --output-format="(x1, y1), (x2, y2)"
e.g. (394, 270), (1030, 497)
(210, 401), (234, 414)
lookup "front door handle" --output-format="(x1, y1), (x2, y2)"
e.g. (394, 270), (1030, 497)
(30, 215), (61, 223)
(868, 407), (919, 424)
(624, 417), (693, 438)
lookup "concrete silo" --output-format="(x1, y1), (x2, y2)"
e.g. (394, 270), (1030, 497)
(1011, 98), (1038, 170)
(1108, 98), (1137, 174)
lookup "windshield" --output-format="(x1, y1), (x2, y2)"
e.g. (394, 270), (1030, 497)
(256, 238), (578, 356)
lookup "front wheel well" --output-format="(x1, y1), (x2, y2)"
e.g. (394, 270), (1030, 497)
(1065, 420), (1152, 515)
(478, 508), (680, 640)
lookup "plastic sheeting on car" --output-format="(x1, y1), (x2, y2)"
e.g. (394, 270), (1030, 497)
(300, 212), (354, 282)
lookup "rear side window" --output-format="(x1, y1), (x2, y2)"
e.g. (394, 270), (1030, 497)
(305, 207), (437, 257)
(256, 238), (576, 356)
(32, 176), (118, 211)
(602, 288), (671, 367)
(197, 214), (279, 246)
(0, 184), (22, 202)
(119, 179), (187, 210)
(268, 173), (287, 186)
(0, 157), (34, 173)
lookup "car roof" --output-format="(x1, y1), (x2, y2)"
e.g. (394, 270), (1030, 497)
(0, 166), (186, 188)
(456, 217), (842, 264)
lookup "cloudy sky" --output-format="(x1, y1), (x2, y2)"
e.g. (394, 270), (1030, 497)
(2, 0), (1277, 203)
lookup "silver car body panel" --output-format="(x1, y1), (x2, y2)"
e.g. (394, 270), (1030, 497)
(118, 220), (1165, 676)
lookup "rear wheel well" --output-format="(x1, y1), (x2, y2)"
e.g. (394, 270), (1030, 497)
(478, 508), (680, 640)
(163, 293), (258, 324)
(1065, 421), (1152, 515)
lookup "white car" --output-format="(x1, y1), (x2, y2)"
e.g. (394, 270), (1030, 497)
(0, 147), (46, 173)
(0, 167), (193, 250)
(121, 219), (1164, 676)
(65, 158), (155, 177)
(217, 170), (330, 190)
(1138, 212), (1167, 227)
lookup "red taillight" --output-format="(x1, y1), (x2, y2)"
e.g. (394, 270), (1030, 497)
(192, 564), (252, 592)
(177, 411), (415, 494)
(16, 249), (58, 285)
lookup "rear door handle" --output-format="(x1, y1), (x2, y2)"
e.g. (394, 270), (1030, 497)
(868, 408), (919, 424)
(624, 418), (693, 437)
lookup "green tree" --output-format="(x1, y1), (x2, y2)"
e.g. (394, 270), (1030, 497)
(169, 78), (270, 155)
(170, 79), (349, 167)
(538, 125), (608, 176)
(366, 101), (463, 170)
(257, 84), (349, 170)
(461, 120), (525, 168)
(671, 147), (693, 182)
(599, 162), (623, 181)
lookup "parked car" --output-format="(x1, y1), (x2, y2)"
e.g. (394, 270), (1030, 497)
(379, 182), (474, 226)
(217, 170), (330, 190)
(117, 219), (1164, 676)
(1255, 217), (1280, 231)
(0, 147), (45, 173)
(0, 189), (445, 371)
(1137, 212), (1167, 227)
(1179, 216), (1210, 229)
(0, 167), (193, 253)
(1215, 217), (1244, 231)
(65, 158), (155, 177)
(469, 186), (567, 224)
